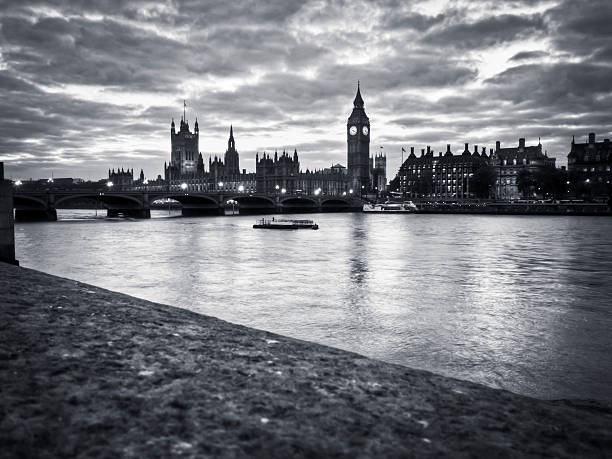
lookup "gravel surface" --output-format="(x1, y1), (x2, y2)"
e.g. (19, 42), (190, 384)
(1, 262), (611, 458)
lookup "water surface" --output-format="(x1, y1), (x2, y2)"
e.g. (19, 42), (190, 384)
(15, 210), (612, 400)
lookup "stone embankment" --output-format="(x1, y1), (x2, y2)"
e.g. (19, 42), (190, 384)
(1, 263), (611, 457)
(416, 202), (611, 216)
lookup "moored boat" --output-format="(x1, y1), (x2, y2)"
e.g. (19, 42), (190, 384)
(363, 201), (418, 213)
(253, 218), (319, 230)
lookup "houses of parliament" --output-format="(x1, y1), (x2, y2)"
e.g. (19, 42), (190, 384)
(161, 85), (386, 196)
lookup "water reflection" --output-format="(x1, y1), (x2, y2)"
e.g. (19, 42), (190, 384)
(14, 210), (612, 400)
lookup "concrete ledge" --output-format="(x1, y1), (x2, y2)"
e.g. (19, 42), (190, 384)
(1, 263), (610, 457)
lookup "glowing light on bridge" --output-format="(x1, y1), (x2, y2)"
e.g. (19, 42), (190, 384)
(349, 189), (353, 194)
(314, 188), (321, 196)
(106, 181), (113, 188)
(180, 182), (188, 190)
(238, 185), (244, 192)
(47, 178), (54, 183)
(275, 184), (279, 190)
(281, 188), (286, 194)
(14, 180), (22, 186)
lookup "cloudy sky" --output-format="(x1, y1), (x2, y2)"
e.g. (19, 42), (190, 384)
(1, 0), (611, 181)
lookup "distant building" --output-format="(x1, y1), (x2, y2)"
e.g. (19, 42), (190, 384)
(489, 138), (555, 200)
(165, 124), (256, 193)
(170, 117), (199, 176)
(347, 82), (371, 192)
(396, 143), (488, 199)
(255, 151), (348, 195)
(567, 132), (612, 198)
(371, 153), (387, 193)
(108, 168), (134, 189)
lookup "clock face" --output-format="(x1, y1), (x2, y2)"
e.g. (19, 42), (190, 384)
(349, 126), (357, 135)
(362, 126), (369, 136)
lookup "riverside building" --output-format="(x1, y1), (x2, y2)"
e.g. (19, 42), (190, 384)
(489, 138), (555, 200)
(397, 144), (488, 199)
(567, 132), (612, 198)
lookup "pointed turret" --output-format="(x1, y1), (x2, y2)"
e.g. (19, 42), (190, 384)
(353, 81), (364, 108)
(194, 117), (199, 133)
(227, 125), (235, 150)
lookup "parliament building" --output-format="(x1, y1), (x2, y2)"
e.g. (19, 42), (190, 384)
(163, 85), (385, 196)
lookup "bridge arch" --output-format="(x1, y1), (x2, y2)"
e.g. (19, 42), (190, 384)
(150, 194), (219, 207)
(321, 198), (351, 206)
(13, 195), (47, 209)
(280, 196), (318, 206)
(55, 193), (144, 209)
(231, 195), (276, 206)
(321, 198), (355, 212)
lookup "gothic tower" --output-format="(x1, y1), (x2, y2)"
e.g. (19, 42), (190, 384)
(347, 82), (370, 192)
(224, 125), (240, 175)
(170, 105), (199, 175)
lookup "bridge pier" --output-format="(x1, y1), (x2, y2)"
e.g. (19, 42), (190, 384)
(107, 209), (151, 219)
(14, 208), (58, 222)
(0, 163), (18, 265)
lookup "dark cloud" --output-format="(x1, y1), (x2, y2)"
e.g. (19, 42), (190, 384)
(424, 14), (546, 49)
(509, 50), (549, 61)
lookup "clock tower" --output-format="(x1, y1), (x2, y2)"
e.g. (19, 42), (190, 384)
(347, 82), (370, 192)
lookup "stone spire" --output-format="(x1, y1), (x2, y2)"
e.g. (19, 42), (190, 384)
(353, 81), (364, 109)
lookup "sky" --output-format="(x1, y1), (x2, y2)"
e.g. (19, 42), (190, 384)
(1, 0), (611, 181)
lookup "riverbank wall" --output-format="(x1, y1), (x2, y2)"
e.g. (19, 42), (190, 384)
(416, 202), (611, 216)
(1, 262), (611, 457)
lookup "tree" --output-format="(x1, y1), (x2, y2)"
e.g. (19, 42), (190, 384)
(469, 165), (497, 198)
(534, 167), (567, 199)
(389, 175), (400, 192)
(517, 169), (535, 198)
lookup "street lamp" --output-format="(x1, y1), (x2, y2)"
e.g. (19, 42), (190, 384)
(342, 191), (347, 196)
(218, 181), (224, 190)
(314, 188), (321, 196)
(106, 181), (113, 189)
(180, 182), (188, 190)
(275, 184), (280, 190)
(14, 179), (22, 187)
(47, 178), (54, 183)
(281, 188), (286, 194)
(238, 185), (244, 192)
(349, 189), (353, 194)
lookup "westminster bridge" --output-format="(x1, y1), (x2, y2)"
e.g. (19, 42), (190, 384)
(12, 188), (362, 221)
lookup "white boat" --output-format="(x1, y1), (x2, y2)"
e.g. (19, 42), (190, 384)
(253, 218), (319, 230)
(363, 201), (418, 213)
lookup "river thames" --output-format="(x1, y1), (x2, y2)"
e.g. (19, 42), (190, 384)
(14, 211), (612, 401)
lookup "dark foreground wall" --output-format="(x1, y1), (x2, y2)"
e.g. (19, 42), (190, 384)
(1, 263), (610, 457)
(0, 163), (18, 265)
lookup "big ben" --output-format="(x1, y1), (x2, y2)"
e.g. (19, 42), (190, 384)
(347, 82), (370, 192)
